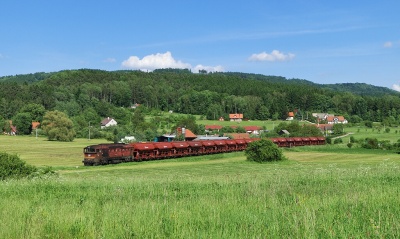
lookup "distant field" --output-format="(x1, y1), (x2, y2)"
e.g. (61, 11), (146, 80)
(0, 135), (107, 167)
(343, 125), (400, 143)
(0, 133), (400, 238)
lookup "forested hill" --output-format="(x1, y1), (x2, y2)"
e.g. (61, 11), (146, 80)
(1, 69), (400, 127)
(322, 83), (397, 96)
(0, 69), (397, 96)
(214, 72), (398, 96)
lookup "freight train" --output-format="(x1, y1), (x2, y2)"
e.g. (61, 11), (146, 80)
(83, 136), (326, 166)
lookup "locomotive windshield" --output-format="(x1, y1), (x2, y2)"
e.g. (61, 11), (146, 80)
(84, 147), (97, 153)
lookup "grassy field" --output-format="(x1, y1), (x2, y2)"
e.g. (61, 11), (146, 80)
(0, 134), (400, 238)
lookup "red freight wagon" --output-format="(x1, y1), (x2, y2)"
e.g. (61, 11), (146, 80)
(171, 142), (190, 157)
(187, 141), (204, 155)
(201, 140), (217, 154)
(234, 139), (247, 150)
(276, 138), (288, 147)
(132, 143), (156, 161)
(153, 142), (173, 159)
(302, 137), (310, 145)
(293, 137), (304, 146)
(309, 137), (318, 145)
(225, 139), (238, 151)
(269, 138), (279, 146)
(286, 137), (295, 147)
(317, 137), (326, 145)
(213, 140), (228, 153)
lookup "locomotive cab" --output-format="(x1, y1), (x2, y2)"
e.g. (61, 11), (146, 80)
(83, 145), (102, 166)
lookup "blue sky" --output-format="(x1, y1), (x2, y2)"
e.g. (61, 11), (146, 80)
(1, 1), (399, 90)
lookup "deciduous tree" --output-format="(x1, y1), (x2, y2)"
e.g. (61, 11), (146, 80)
(41, 111), (76, 141)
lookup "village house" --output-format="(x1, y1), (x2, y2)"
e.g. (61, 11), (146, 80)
(286, 112), (295, 121)
(32, 122), (40, 130)
(326, 115), (348, 124)
(229, 113), (243, 122)
(4, 120), (17, 135)
(205, 125), (223, 134)
(315, 124), (334, 135)
(243, 126), (262, 135)
(101, 117), (117, 129)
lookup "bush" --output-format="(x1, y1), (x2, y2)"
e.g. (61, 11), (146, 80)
(0, 152), (37, 180)
(325, 137), (332, 144)
(333, 138), (343, 144)
(364, 121), (373, 128)
(245, 139), (286, 163)
(350, 136), (356, 143)
(362, 138), (379, 149)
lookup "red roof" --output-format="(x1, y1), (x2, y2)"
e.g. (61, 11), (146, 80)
(336, 116), (345, 121)
(8, 120), (17, 133)
(316, 124), (333, 130)
(229, 114), (243, 119)
(244, 126), (261, 131)
(205, 125), (223, 130)
(184, 129), (197, 138)
(32, 122), (40, 129)
(326, 116), (346, 123)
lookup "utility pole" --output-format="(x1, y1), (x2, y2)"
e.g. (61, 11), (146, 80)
(89, 122), (91, 140)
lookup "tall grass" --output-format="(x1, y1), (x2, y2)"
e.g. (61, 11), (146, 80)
(1, 135), (400, 238)
(1, 155), (400, 238)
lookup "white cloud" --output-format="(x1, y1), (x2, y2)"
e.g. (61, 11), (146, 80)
(103, 58), (116, 63)
(248, 50), (295, 62)
(384, 41), (393, 48)
(121, 51), (224, 73)
(122, 51), (191, 71)
(392, 84), (400, 92)
(193, 64), (224, 73)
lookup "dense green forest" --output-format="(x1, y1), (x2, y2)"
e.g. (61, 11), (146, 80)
(1, 69), (400, 140)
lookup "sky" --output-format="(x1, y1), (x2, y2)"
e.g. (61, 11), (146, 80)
(1, 1), (399, 90)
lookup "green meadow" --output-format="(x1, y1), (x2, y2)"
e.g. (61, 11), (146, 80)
(0, 129), (400, 238)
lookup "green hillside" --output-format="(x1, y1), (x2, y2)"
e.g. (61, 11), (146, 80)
(1, 69), (400, 141)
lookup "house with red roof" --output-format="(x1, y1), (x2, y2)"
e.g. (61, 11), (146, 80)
(326, 116), (348, 124)
(32, 122), (40, 130)
(315, 124), (334, 134)
(205, 125), (223, 132)
(243, 126), (262, 135)
(286, 112), (295, 121)
(229, 113), (243, 122)
(176, 127), (197, 141)
(3, 120), (17, 135)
